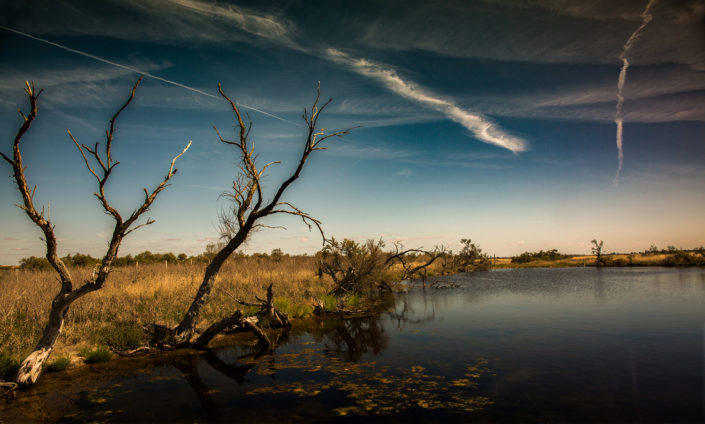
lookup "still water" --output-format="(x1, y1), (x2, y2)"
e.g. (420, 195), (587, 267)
(2, 267), (704, 422)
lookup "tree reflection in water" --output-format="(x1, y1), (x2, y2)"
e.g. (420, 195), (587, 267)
(1, 294), (492, 421)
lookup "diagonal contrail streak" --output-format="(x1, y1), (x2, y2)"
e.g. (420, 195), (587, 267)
(613, 0), (656, 185)
(0, 25), (300, 126)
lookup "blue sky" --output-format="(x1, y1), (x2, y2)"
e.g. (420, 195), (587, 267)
(1, 0), (703, 264)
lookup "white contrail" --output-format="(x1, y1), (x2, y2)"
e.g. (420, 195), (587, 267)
(0, 25), (300, 126)
(613, 0), (656, 185)
(325, 48), (527, 153)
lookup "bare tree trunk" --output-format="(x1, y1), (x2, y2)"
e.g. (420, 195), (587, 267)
(173, 231), (247, 344)
(192, 310), (244, 348)
(158, 83), (348, 350)
(15, 294), (69, 386)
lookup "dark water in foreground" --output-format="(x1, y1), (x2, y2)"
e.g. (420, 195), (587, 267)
(2, 267), (704, 423)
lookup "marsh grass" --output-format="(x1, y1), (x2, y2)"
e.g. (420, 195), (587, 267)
(79, 346), (112, 363)
(0, 255), (335, 359)
(46, 355), (71, 372)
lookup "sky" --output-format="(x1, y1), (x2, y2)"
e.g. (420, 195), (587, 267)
(0, 0), (703, 264)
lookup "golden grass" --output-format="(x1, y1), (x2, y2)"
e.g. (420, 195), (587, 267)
(0, 256), (334, 360)
(493, 252), (701, 268)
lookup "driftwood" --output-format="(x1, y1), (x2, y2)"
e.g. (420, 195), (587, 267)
(145, 283), (294, 352)
(236, 283), (291, 329)
(109, 346), (159, 357)
(0, 381), (18, 398)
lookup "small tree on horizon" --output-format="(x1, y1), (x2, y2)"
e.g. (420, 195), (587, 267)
(591, 239), (605, 266)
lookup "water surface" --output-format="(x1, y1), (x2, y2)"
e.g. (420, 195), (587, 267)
(2, 267), (703, 422)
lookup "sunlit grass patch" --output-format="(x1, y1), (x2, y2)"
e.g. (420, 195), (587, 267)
(79, 346), (112, 363)
(46, 355), (72, 372)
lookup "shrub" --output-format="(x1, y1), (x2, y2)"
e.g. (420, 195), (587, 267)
(318, 238), (388, 296)
(79, 346), (112, 363)
(19, 256), (51, 270)
(46, 355), (71, 372)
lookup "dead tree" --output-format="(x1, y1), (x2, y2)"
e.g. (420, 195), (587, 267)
(0, 80), (190, 387)
(385, 242), (445, 284)
(235, 283), (291, 329)
(159, 83), (352, 347)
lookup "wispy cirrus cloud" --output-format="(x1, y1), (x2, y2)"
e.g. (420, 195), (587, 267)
(0, 61), (168, 92)
(329, 143), (417, 160)
(324, 48), (527, 153)
(7, 0), (297, 48)
(156, 0), (298, 47)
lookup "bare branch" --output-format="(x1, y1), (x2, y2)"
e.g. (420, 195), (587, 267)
(107, 78), (142, 166)
(123, 139), (191, 230)
(123, 218), (156, 237)
(68, 130), (100, 182)
(252, 223), (287, 231)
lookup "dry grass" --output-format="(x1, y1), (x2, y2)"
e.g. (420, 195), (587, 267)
(0, 256), (333, 360)
(494, 252), (702, 268)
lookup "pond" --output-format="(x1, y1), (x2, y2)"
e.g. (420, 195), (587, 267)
(2, 267), (704, 422)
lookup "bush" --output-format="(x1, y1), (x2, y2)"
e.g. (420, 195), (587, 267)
(46, 355), (71, 372)
(317, 238), (388, 296)
(19, 256), (51, 270)
(79, 346), (112, 363)
(0, 353), (19, 381)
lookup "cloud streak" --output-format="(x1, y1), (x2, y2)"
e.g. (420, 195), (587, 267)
(325, 49), (527, 153)
(0, 25), (299, 126)
(614, 0), (657, 185)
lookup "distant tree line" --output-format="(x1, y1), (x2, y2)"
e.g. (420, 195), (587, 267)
(511, 249), (570, 264)
(18, 252), (189, 270)
(15, 247), (308, 270)
(643, 245), (705, 256)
